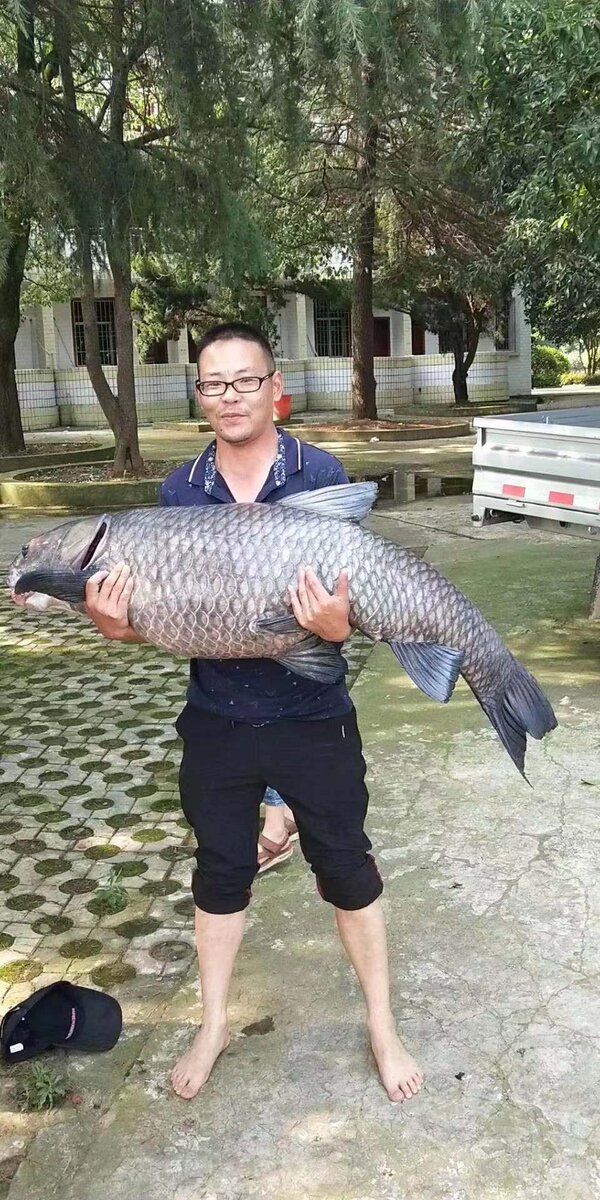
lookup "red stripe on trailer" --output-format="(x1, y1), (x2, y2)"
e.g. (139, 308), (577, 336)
(549, 491), (574, 506)
(502, 484), (526, 498)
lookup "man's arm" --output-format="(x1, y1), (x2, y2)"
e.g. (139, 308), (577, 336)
(288, 455), (352, 642)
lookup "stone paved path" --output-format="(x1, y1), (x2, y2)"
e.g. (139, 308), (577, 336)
(0, 512), (374, 1191)
(0, 570), (373, 1015)
(2, 497), (600, 1200)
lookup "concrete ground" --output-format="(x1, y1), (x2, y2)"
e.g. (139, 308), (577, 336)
(1, 485), (600, 1199)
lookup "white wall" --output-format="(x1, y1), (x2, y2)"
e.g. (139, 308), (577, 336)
(54, 302), (77, 368)
(11, 285), (532, 429)
(478, 332), (496, 352)
(274, 293), (299, 359)
(304, 296), (317, 356)
(507, 289), (532, 395)
(15, 308), (48, 369)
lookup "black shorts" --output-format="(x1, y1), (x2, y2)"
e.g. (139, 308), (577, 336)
(175, 705), (383, 915)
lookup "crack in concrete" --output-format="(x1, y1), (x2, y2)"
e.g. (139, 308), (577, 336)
(475, 827), (564, 917)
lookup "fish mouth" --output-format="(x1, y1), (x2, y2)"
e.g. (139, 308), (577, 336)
(9, 588), (29, 607)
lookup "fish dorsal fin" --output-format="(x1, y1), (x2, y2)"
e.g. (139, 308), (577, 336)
(277, 482), (377, 522)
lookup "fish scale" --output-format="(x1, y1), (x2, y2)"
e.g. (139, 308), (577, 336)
(6, 482), (557, 776)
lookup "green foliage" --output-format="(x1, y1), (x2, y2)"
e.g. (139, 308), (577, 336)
(16, 1063), (69, 1112)
(467, 1), (600, 394)
(131, 265), (283, 360)
(478, 0), (600, 250)
(518, 234), (600, 377)
(561, 370), (586, 386)
(91, 867), (128, 916)
(584, 373), (600, 386)
(531, 345), (570, 388)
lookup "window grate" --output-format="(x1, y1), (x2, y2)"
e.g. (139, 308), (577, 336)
(314, 301), (351, 357)
(71, 298), (117, 366)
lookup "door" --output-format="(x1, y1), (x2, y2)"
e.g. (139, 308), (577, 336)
(411, 319), (425, 355)
(373, 316), (391, 356)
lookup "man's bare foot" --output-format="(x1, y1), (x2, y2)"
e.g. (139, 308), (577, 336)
(170, 1022), (230, 1100)
(368, 1017), (424, 1103)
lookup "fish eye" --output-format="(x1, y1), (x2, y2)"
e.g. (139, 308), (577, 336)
(21, 545), (29, 559)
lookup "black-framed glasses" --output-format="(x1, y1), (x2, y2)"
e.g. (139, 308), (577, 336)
(195, 371), (275, 398)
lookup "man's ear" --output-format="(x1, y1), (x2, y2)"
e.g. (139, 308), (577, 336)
(272, 370), (284, 403)
(194, 379), (206, 417)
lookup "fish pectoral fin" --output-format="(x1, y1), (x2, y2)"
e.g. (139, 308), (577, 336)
(275, 636), (347, 683)
(389, 641), (464, 704)
(256, 611), (302, 634)
(277, 482), (377, 522)
(14, 569), (93, 605)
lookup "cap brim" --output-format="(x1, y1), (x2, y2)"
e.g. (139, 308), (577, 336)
(1, 984), (57, 1064)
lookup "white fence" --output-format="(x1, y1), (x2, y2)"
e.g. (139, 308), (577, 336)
(15, 352), (521, 431)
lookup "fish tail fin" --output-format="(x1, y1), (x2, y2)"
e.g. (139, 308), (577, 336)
(477, 661), (557, 780)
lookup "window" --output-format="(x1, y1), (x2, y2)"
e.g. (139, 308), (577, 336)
(143, 338), (168, 365)
(71, 298), (117, 366)
(495, 298), (513, 351)
(314, 301), (351, 357)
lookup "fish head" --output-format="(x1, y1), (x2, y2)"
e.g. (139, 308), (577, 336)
(6, 513), (111, 612)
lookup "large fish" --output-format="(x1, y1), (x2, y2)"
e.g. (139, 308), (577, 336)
(7, 482), (556, 776)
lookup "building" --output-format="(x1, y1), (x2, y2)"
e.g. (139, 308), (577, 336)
(13, 283), (531, 430)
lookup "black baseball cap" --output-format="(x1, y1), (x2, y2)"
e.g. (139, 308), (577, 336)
(0, 981), (122, 1065)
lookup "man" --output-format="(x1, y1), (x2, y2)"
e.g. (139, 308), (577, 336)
(84, 322), (423, 1104)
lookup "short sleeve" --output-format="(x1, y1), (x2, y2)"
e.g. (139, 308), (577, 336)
(325, 458), (350, 487)
(159, 480), (179, 507)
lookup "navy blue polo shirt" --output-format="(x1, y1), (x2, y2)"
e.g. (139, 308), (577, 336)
(160, 428), (353, 722)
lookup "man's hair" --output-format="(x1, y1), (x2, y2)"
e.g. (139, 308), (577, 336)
(196, 322), (275, 371)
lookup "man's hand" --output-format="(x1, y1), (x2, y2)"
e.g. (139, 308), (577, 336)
(84, 563), (142, 643)
(288, 567), (351, 643)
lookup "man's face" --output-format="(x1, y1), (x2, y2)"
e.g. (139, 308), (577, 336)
(196, 338), (283, 445)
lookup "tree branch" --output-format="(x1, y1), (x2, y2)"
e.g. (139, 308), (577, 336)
(94, 91), (112, 130)
(126, 125), (176, 148)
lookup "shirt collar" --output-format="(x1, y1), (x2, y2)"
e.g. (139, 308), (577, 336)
(187, 428), (302, 497)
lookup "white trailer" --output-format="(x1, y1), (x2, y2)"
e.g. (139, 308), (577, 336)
(471, 407), (600, 617)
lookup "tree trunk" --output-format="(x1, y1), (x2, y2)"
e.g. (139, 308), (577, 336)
(584, 338), (599, 376)
(105, 0), (142, 476)
(80, 233), (119, 422)
(351, 186), (377, 421)
(351, 65), (378, 421)
(108, 232), (143, 475)
(451, 306), (480, 405)
(0, 1), (36, 455)
(591, 552), (600, 620)
(79, 232), (142, 475)
(72, 0), (142, 476)
(451, 346), (469, 404)
(0, 229), (29, 455)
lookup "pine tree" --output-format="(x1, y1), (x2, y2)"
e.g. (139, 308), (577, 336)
(0, 0), (56, 455)
(253, 0), (485, 419)
(2, 0), (268, 471)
